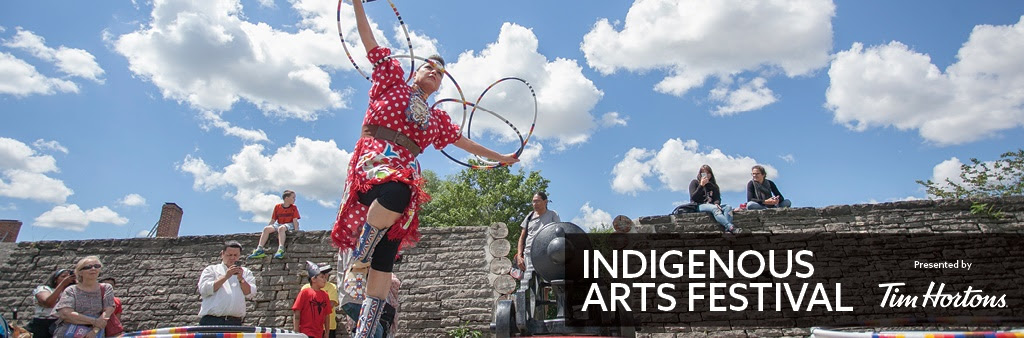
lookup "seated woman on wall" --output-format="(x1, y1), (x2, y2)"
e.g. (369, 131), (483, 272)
(746, 165), (792, 210)
(688, 164), (740, 233)
(53, 256), (115, 338)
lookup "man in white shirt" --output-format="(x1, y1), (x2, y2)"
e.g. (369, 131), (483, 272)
(197, 240), (256, 325)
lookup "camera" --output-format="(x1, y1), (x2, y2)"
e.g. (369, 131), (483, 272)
(233, 261), (243, 267)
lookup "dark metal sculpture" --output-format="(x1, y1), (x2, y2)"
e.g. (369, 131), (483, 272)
(491, 222), (634, 337)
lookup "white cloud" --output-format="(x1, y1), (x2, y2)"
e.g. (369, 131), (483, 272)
(0, 137), (73, 203)
(599, 112), (628, 128)
(0, 52), (79, 96)
(571, 202), (613, 232)
(438, 23), (604, 150)
(113, 0), (359, 121)
(709, 77), (778, 115)
(3, 28), (105, 83)
(179, 136), (352, 221)
(516, 142), (543, 169)
(611, 148), (655, 195)
(34, 204), (128, 231)
(256, 0), (275, 8)
(32, 139), (69, 154)
(826, 16), (1024, 145)
(930, 157), (965, 192)
(581, 0), (833, 113)
(0, 171), (74, 204)
(779, 154), (796, 163)
(119, 193), (147, 207)
(199, 111), (269, 143)
(611, 138), (776, 195)
(395, 26), (440, 64)
(0, 137), (58, 173)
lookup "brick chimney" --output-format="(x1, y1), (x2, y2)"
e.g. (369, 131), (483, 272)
(156, 203), (183, 238)
(0, 220), (22, 243)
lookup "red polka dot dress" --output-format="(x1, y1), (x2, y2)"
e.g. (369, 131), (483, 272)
(331, 46), (460, 251)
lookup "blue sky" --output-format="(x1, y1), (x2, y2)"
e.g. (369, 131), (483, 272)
(2, 0), (1023, 241)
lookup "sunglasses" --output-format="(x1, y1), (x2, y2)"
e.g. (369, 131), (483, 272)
(79, 264), (102, 271)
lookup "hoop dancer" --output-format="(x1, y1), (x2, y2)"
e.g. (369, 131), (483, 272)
(332, 1), (519, 337)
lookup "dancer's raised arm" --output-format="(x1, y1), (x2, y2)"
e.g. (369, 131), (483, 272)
(352, 0), (378, 54)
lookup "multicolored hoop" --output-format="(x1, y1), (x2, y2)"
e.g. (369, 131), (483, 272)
(336, 0), (415, 82)
(439, 77), (538, 169)
(466, 77), (538, 159)
(436, 98), (525, 169)
(337, 1), (539, 169)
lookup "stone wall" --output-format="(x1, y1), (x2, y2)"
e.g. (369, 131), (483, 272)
(0, 242), (15, 267)
(0, 227), (492, 337)
(3, 197), (1023, 337)
(641, 197), (1024, 235)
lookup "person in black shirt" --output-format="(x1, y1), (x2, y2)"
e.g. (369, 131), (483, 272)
(688, 164), (739, 233)
(746, 165), (792, 210)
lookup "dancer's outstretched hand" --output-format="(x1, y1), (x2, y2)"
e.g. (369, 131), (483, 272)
(497, 153), (520, 165)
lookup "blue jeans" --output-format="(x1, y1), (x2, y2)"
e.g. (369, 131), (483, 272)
(747, 199), (792, 210)
(698, 203), (734, 231)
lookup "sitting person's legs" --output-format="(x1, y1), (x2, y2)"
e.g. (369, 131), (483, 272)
(698, 203), (736, 232)
(271, 224), (291, 258)
(747, 199), (790, 209)
(250, 225), (278, 258)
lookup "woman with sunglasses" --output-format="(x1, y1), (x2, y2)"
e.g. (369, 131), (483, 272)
(26, 268), (75, 338)
(334, 2), (519, 337)
(53, 256), (115, 338)
(689, 164), (740, 233)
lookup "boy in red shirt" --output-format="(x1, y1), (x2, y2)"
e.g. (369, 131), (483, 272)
(293, 261), (332, 338)
(251, 190), (301, 259)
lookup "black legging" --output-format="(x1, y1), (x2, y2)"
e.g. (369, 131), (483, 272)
(357, 182), (411, 273)
(26, 317), (57, 338)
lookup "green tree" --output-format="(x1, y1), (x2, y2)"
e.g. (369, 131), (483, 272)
(419, 161), (550, 251)
(916, 149), (1024, 199)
